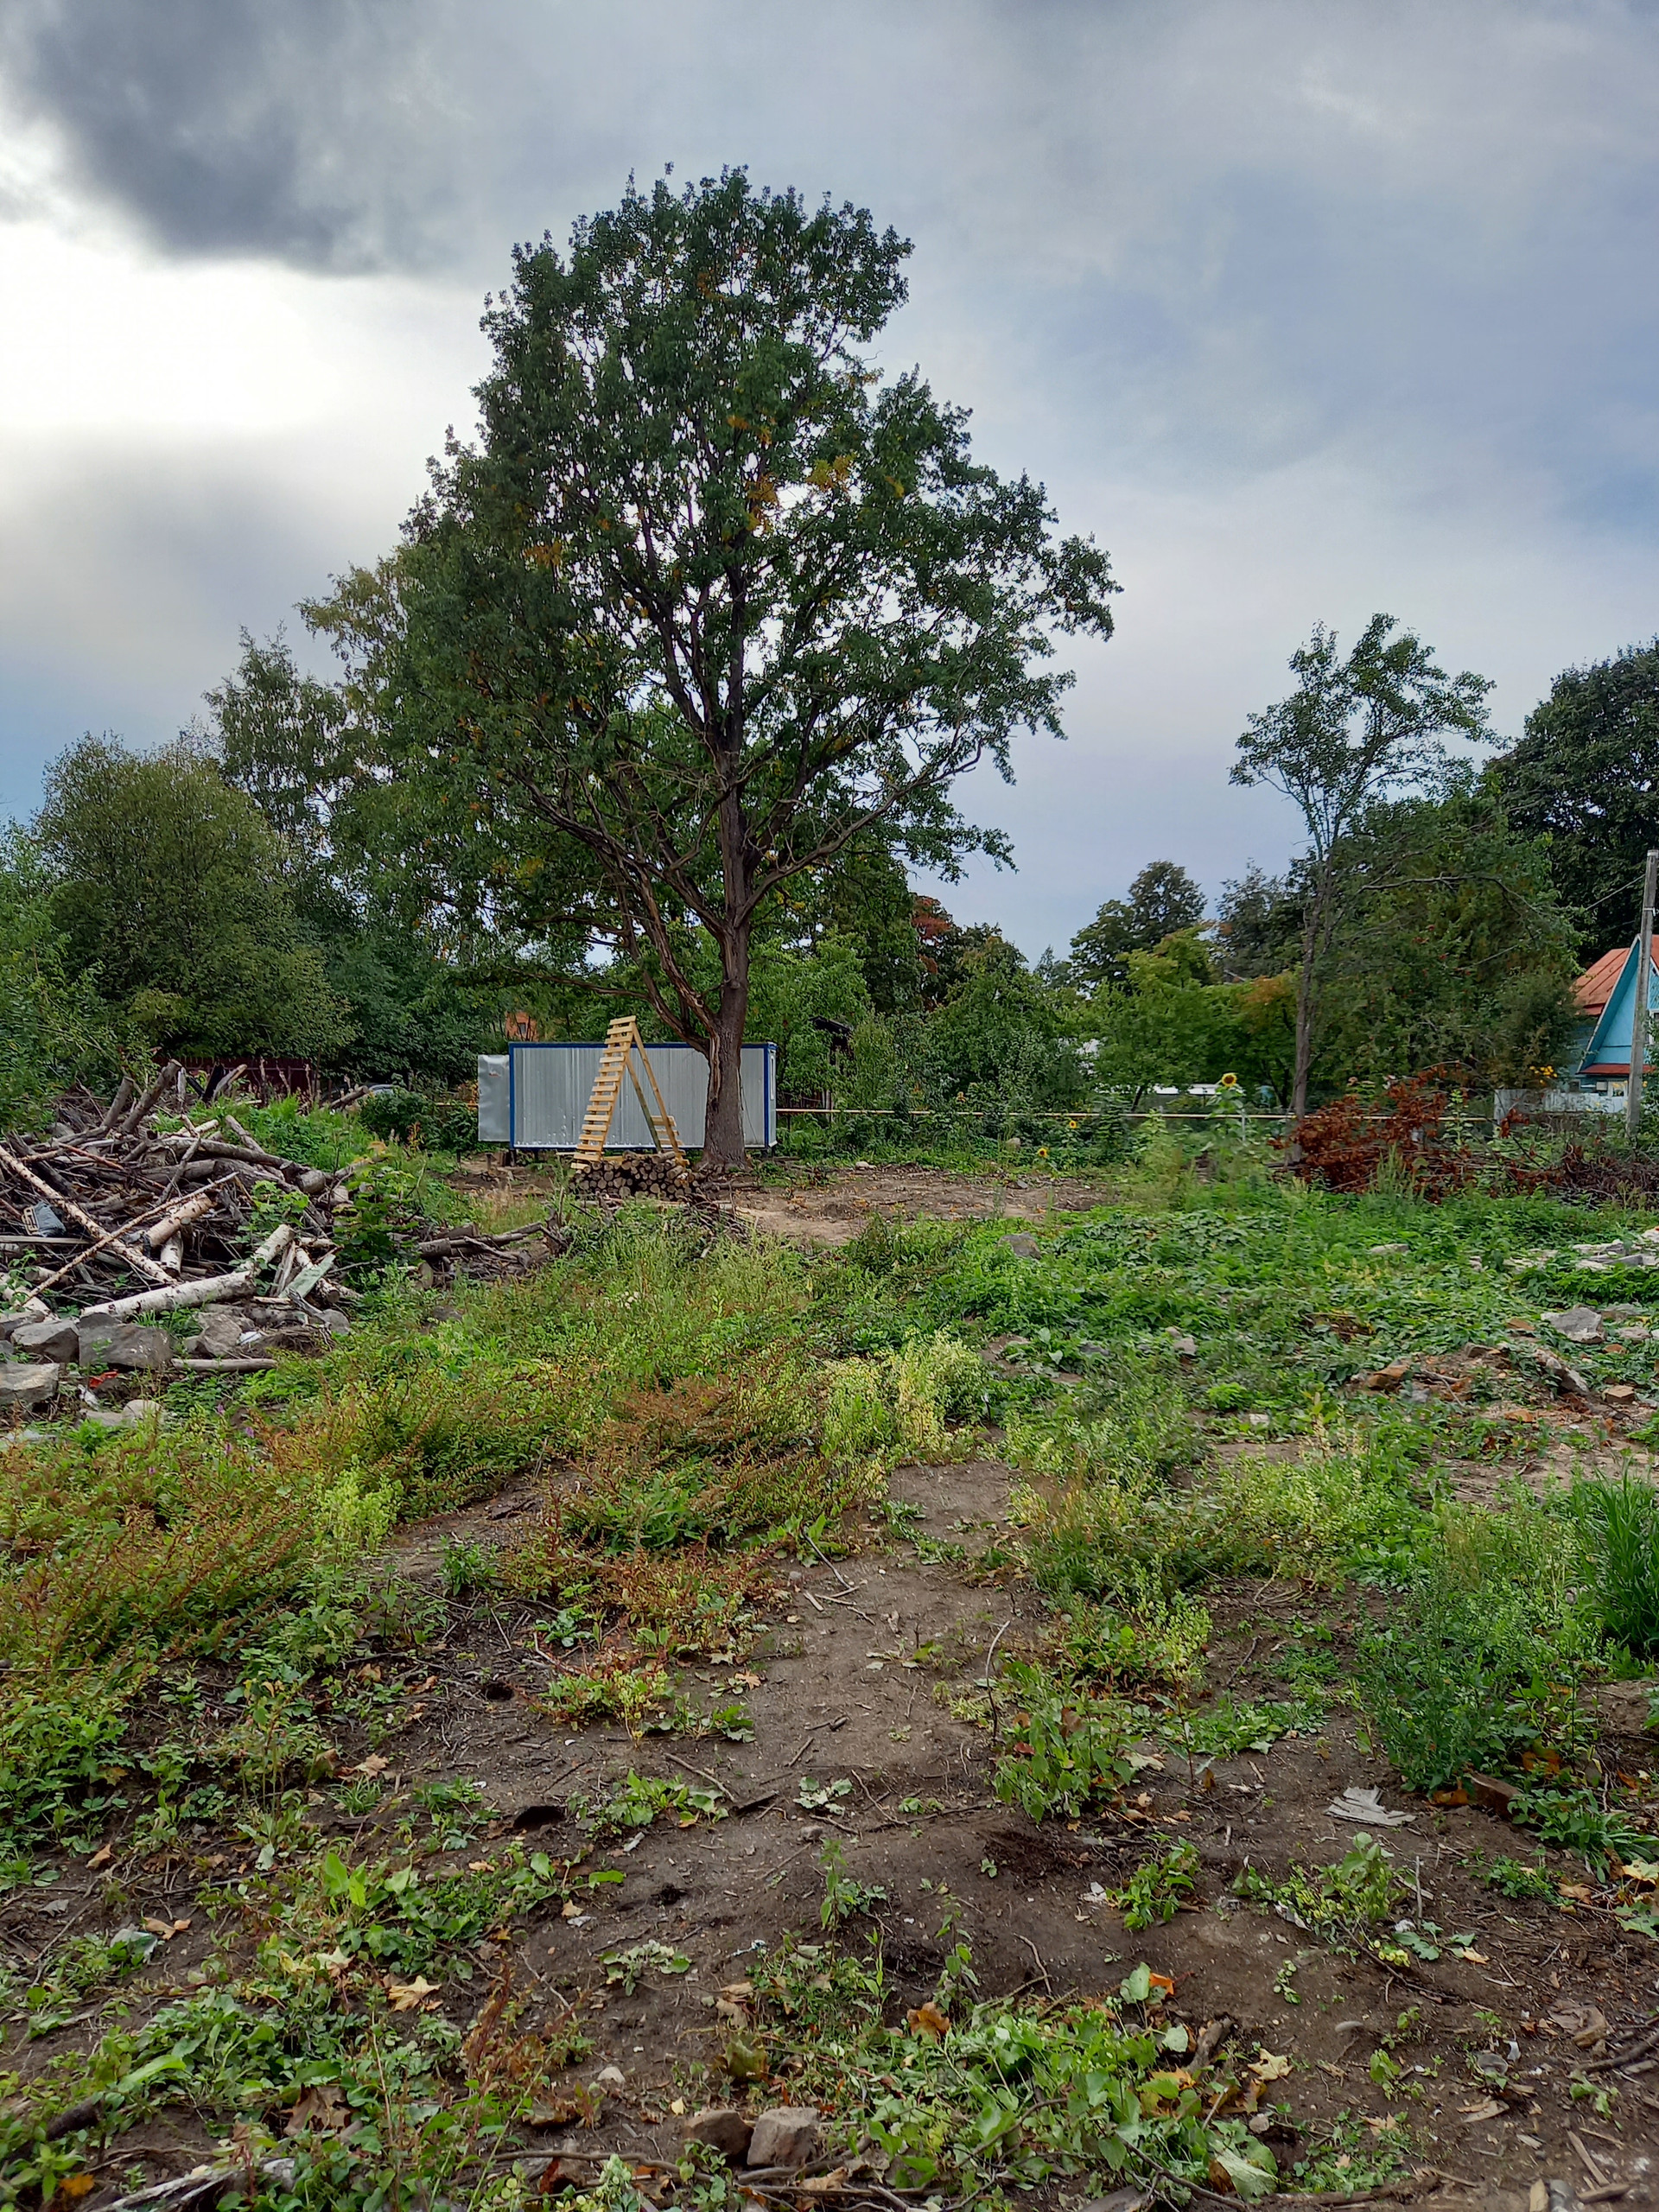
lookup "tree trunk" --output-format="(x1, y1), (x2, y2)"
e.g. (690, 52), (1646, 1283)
(1291, 865), (1337, 1121)
(1291, 936), (1317, 1121)
(703, 923), (752, 1169)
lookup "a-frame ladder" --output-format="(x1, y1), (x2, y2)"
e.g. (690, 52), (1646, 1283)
(573, 1017), (690, 1177)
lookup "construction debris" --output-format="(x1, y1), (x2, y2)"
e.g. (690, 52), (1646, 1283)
(0, 1066), (567, 1417)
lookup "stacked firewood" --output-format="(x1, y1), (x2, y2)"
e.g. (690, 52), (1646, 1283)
(571, 1152), (705, 1202)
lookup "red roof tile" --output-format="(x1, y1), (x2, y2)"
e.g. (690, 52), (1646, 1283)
(1576, 942), (1656, 1016)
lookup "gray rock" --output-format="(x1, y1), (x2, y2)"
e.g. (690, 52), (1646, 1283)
(11, 1317), (79, 1363)
(1368, 1243), (1408, 1255)
(1001, 1233), (1040, 1259)
(591, 2064), (626, 2090)
(192, 1306), (258, 1360)
(682, 2107), (753, 2162)
(0, 1300), (50, 1340)
(0, 1363), (61, 1413)
(319, 1309), (352, 1337)
(1166, 1330), (1198, 1359)
(76, 1319), (172, 1373)
(1603, 1304), (1646, 1319)
(1541, 1306), (1604, 1344)
(747, 2107), (820, 2169)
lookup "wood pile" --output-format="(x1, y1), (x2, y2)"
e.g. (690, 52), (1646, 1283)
(0, 1065), (565, 1410)
(571, 1153), (704, 1202)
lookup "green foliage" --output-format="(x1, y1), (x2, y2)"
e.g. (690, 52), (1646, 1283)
(1481, 1854), (1558, 1901)
(1492, 636), (1659, 953)
(308, 171), (1116, 1159)
(1573, 1476), (1659, 1657)
(1066, 861), (1207, 991)
(1512, 1786), (1650, 1874)
(992, 1662), (1141, 1821)
(579, 1771), (727, 1835)
(1230, 612), (1492, 1109)
(1113, 1840), (1198, 1929)
(0, 1672), (131, 1871)
(823, 1330), (985, 1462)
(602, 1939), (693, 1993)
(35, 732), (351, 1059)
(819, 1837), (888, 1929)
(1354, 1499), (1590, 1792)
(0, 826), (124, 1134)
(1236, 1834), (1403, 1952)
(1308, 784), (1579, 1093)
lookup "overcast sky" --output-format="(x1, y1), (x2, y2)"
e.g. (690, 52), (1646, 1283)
(2, 0), (1656, 956)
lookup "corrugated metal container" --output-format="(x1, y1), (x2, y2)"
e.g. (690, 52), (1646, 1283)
(477, 1043), (775, 1150)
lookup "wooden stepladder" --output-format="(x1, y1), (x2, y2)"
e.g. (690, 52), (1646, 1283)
(573, 1018), (690, 1177)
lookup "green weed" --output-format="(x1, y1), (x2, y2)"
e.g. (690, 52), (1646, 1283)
(1113, 1841), (1198, 1929)
(992, 1662), (1142, 1822)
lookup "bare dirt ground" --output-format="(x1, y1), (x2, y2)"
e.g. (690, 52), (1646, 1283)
(453, 1156), (1116, 1248)
(369, 1455), (1659, 2199)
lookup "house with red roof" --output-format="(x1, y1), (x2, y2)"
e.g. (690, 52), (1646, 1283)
(1570, 940), (1659, 1089)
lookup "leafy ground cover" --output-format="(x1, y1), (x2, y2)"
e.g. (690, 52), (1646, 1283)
(3, 1127), (1659, 2207)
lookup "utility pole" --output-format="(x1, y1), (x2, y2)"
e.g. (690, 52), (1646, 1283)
(1627, 848), (1659, 1140)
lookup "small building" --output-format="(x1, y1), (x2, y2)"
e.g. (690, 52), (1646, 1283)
(1567, 941), (1659, 1094)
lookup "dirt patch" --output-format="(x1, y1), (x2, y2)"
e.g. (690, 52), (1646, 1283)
(723, 1162), (1110, 1246)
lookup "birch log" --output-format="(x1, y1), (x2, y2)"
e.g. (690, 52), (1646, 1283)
(0, 1147), (171, 1286)
(78, 1269), (255, 1321)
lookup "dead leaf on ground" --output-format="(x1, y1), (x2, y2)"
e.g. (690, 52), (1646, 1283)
(387, 1975), (440, 2011)
(907, 2001), (950, 2039)
(1249, 2052), (1291, 2081)
(286, 2083), (349, 2136)
(1458, 2097), (1507, 2122)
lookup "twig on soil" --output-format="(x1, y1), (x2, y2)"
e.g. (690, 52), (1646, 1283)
(659, 1748), (730, 1797)
(980, 1616), (1014, 1741)
(802, 1529), (855, 1591)
(1020, 1934), (1052, 1992)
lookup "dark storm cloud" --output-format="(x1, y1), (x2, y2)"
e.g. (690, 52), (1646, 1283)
(0, 0), (468, 268)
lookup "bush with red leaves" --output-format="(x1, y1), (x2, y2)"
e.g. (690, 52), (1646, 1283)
(1285, 1071), (1485, 1197)
(1289, 1071), (1659, 1205)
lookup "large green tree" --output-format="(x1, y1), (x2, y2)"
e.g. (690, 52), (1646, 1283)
(35, 735), (349, 1063)
(308, 172), (1116, 1163)
(1231, 615), (1491, 1116)
(0, 827), (124, 1133)
(1491, 639), (1659, 957)
(1066, 859), (1206, 989)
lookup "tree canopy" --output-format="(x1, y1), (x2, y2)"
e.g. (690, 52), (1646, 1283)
(1066, 859), (1205, 989)
(35, 734), (350, 1063)
(307, 170), (1116, 1160)
(1491, 638), (1659, 957)
(1232, 614), (1491, 1113)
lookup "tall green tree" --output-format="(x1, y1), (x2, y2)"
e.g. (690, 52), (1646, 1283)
(205, 630), (557, 1083)
(308, 172), (1116, 1163)
(1231, 615), (1491, 1116)
(35, 735), (349, 1063)
(1490, 639), (1659, 957)
(1308, 785), (1578, 1091)
(1066, 859), (1205, 989)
